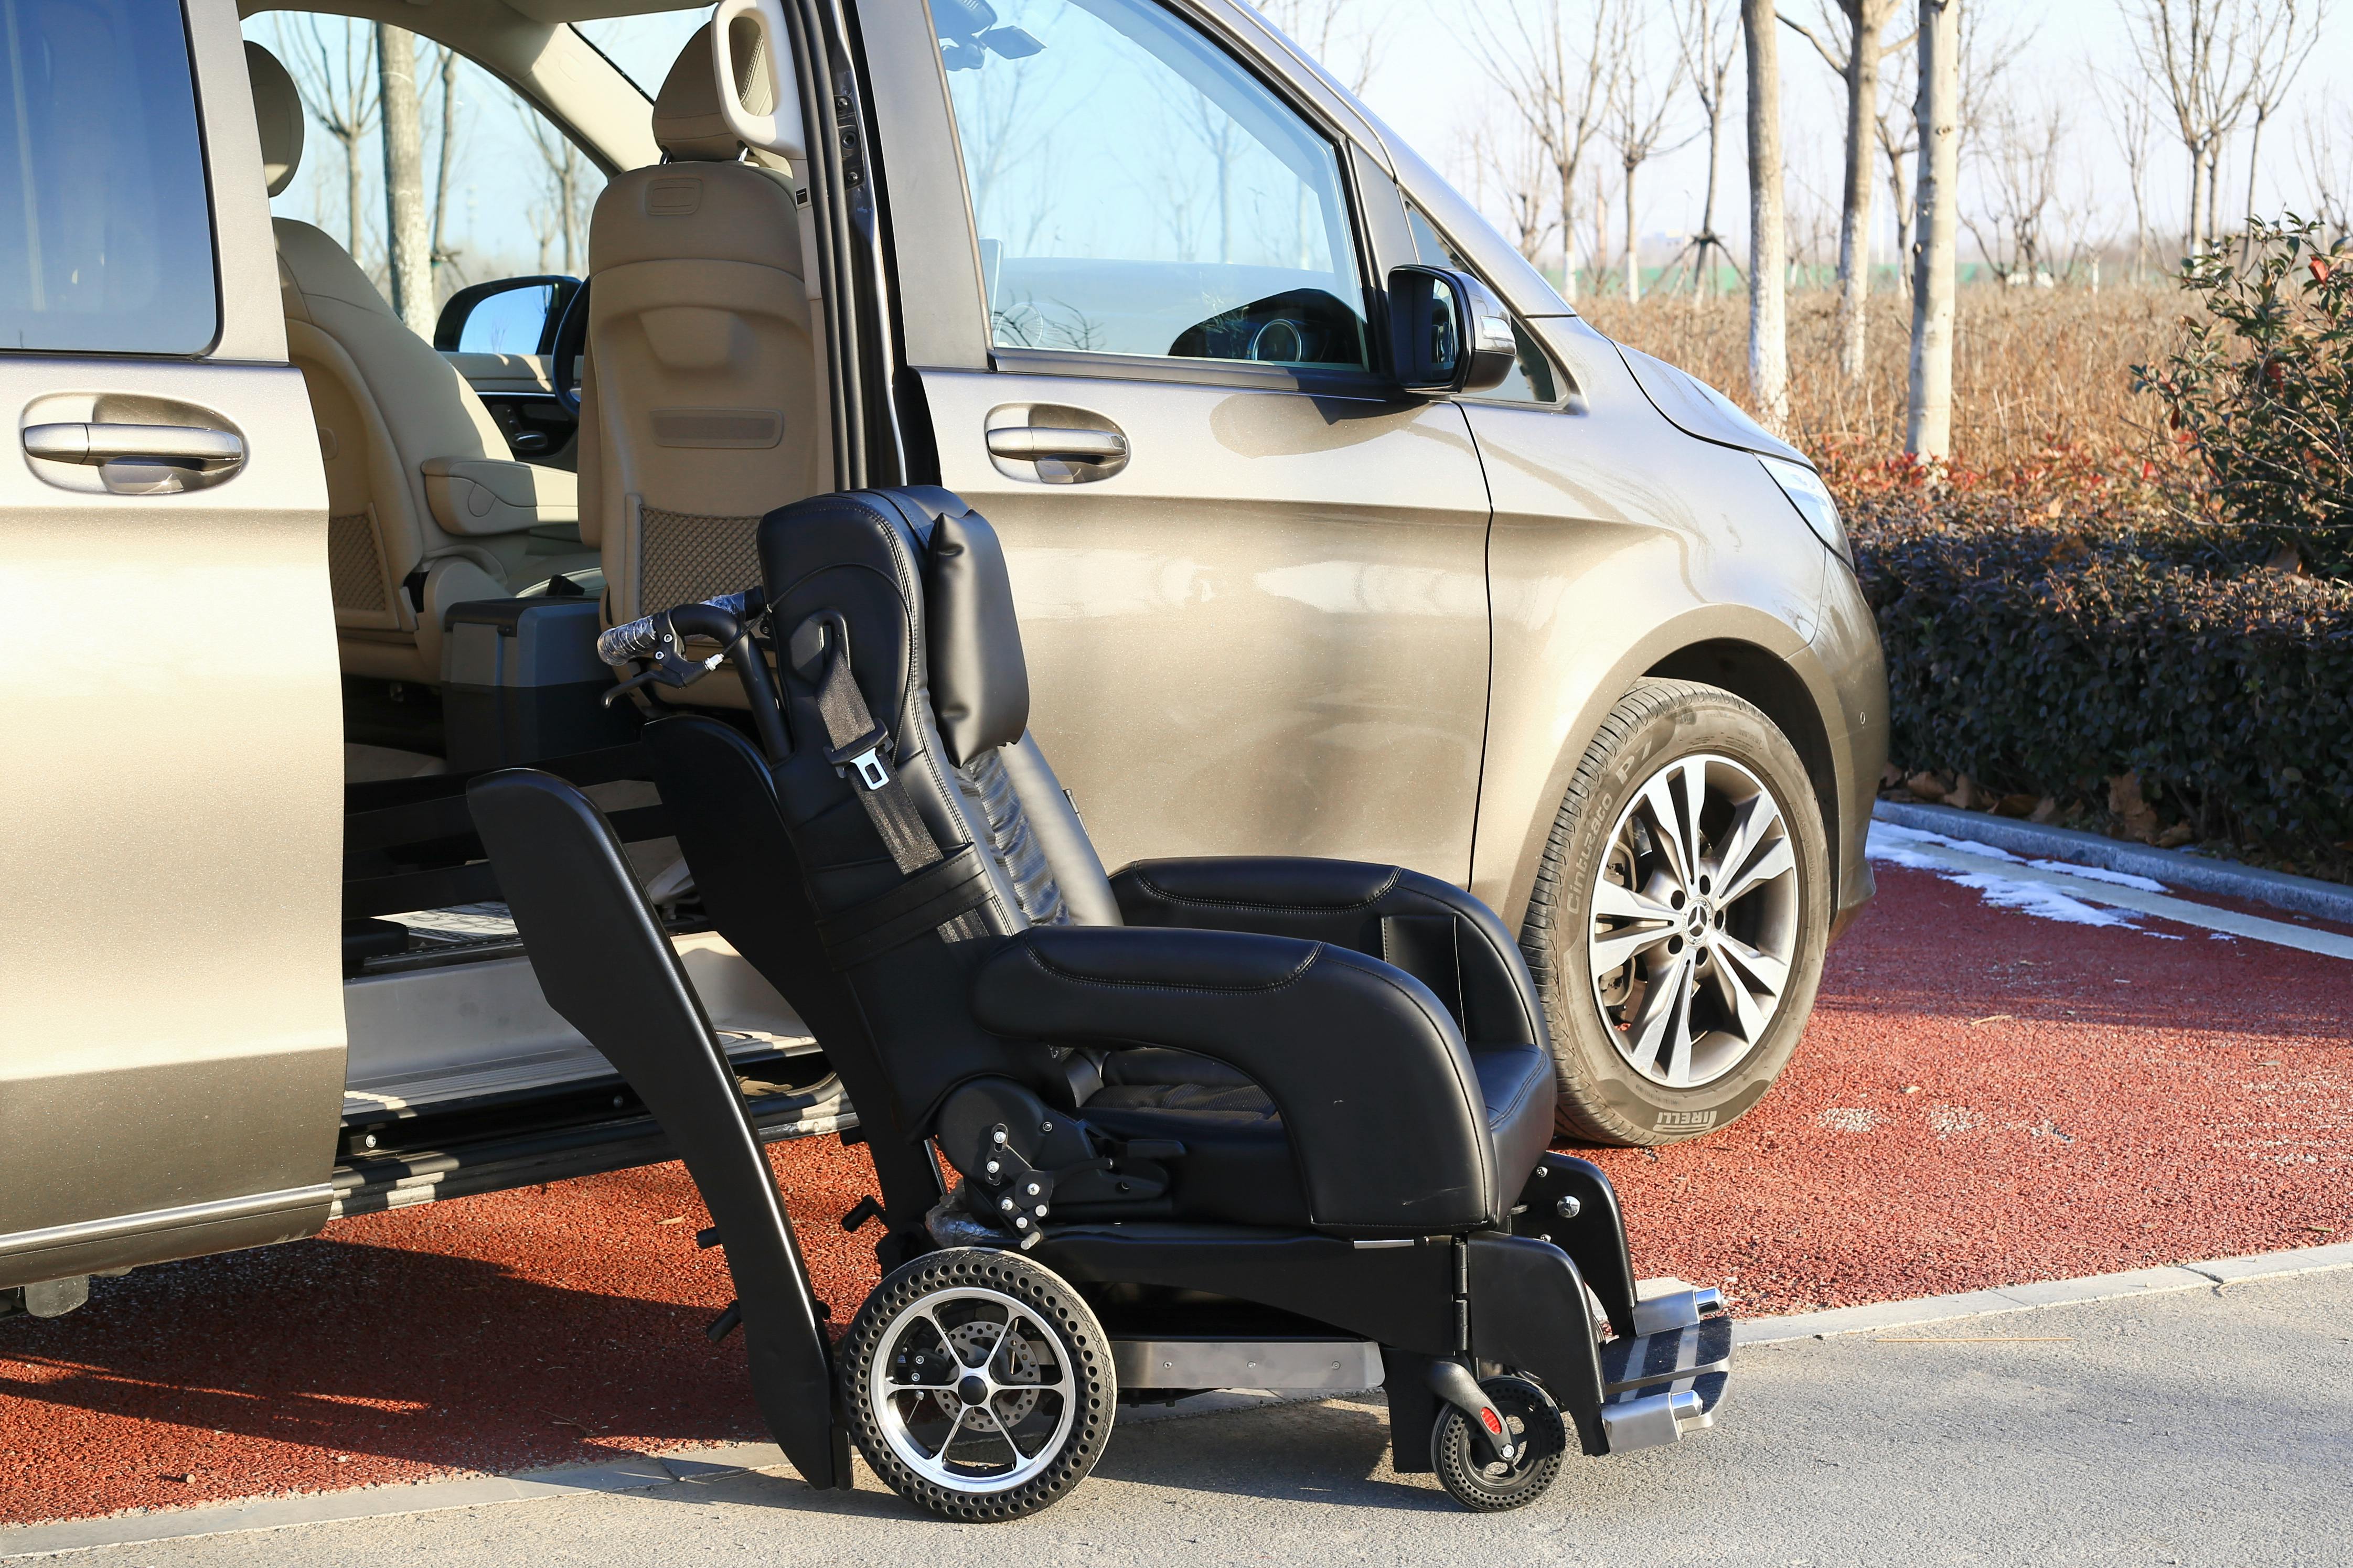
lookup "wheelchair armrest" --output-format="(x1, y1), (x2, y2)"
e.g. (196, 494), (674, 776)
(971, 925), (1498, 1233)
(1110, 857), (1543, 1049)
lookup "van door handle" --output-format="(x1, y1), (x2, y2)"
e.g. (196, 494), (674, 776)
(986, 426), (1128, 465)
(23, 422), (247, 468)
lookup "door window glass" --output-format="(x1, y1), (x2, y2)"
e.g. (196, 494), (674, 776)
(938, 0), (1368, 371)
(0, 0), (218, 355)
(1406, 205), (1558, 404)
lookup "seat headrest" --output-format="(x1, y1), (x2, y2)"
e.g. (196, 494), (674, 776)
(652, 23), (743, 162)
(922, 496), (1031, 765)
(246, 42), (304, 197)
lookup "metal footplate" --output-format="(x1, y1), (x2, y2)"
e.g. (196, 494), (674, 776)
(1599, 1277), (1732, 1454)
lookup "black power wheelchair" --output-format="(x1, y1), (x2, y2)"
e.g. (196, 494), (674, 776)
(467, 487), (1730, 1520)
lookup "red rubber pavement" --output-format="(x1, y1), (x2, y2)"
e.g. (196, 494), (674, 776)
(2, 864), (2347, 1527)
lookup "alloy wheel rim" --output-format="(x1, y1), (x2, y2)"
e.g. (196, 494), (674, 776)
(869, 1284), (1076, 1494)
(1586, 753), (1800, 1089)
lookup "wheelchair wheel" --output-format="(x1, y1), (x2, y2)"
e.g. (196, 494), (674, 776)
(839, 1247), (1115, 1521)
(1430, 1376), (1566, 1512)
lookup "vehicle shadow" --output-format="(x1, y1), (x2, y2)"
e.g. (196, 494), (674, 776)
(0, 1237), (769, 1512)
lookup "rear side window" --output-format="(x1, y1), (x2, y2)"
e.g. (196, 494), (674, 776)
(937, 0), (1370, 373)
(0, 0), (218, 354)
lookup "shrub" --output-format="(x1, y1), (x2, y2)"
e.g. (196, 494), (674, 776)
(1852, 492), (2353, 857)
(2134, 218), (2353, 578)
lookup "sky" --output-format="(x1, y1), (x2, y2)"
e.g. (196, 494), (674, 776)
(253, 0), (2353, 300)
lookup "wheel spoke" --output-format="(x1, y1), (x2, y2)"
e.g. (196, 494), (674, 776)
(1702, 943), (1771, 1043)
(976, 1404), (1029, 1463)
(1589, 919), (1676, 979)
(1590, 876), (1677, 925)
(974, 1315), (1013, 1375)
(1716, 933), (1790, 1007)
(1621, 952), (1692, 1076)
(1638, 771), (1696, 891)
(1718, 832), (1795, 909)
(1706, 791), (1776, 893)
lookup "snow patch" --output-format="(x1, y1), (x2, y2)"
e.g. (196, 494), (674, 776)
(1867, 823), (2140, 929)
(1817, 1107), (1878, 1133)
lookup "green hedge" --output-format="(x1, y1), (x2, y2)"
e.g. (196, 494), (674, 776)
(1851, 495), (2353, 854)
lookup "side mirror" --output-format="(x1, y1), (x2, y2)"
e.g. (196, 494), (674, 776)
(434, 276), (578, 356)
(1386, 265), (1518, 396)
(712, 0), (808, 163)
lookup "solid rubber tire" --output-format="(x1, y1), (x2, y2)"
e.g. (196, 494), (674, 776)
(838, 1247), (1115, 1521)
(1430, 1376), (1566, 1512)
(1520, 679), (1831, 1146)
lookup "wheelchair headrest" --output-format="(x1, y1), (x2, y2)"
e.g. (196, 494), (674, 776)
(758, 487), (1028, 766)
(922, 498), (1030, 764)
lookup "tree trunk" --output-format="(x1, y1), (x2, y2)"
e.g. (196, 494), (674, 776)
(1836, 13), (1884, 382)
(344, 136), (365, 262)
(377, 24), (433, 336)
(2244, 109), (2265, 231)
(1905, 0), (1959, 463)
(1742, 0), (1788, 428)
(432, 47), (458, 275)
(1558, 163), (1579, 303)
(1697, 103), (1723, 308)
(1624, 161), (1640, 303)
(2186, 140), (2205, 255)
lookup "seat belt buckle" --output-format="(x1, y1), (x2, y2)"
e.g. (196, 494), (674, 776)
(825, 728), (894, 789)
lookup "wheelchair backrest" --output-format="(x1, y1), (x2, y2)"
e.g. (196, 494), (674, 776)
(751, 487), (1116, 1125)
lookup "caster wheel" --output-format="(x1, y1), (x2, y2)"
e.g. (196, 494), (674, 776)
(1431, 1376), (1566, 1512)
(839, 1247), (1115, 1521)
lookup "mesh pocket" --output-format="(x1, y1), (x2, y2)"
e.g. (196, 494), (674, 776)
(638, 506), (764, 614)
(327, 511), (388, 613)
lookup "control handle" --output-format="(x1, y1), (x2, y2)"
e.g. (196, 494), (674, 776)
(985, 426), (1129, 465)
(23, 422), (245, 467)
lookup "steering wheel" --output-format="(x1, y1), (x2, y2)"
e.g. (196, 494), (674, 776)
(549, 277), (591, 418)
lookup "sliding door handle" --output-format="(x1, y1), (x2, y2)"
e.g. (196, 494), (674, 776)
(24, 422), (246, 467)
(986, 426), (1129, 464)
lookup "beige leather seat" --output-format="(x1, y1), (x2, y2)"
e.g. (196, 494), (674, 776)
(580, 24), (829, 648)
(249, 42), (594, 686)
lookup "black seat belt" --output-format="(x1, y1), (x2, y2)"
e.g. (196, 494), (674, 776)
(810, 636), (991, 953)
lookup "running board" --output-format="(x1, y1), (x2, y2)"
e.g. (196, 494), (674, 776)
(1601, 1311), (1732, 1393)
(1599, 1276), (1732, 1453)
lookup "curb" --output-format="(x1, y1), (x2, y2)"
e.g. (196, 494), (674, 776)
(1871, 800), (2353, 926)
(1734, 1241), (2353, 1346)
(5, 1244), (2349, 1558)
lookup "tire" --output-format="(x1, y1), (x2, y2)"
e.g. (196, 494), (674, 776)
(1431, 1376), (1566, 1512)
(838, 1248), (1115, 1521)
(1522, 679), (1831, 1146)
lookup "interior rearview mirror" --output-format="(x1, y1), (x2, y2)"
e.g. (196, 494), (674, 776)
(1387, 265), (1519, 396)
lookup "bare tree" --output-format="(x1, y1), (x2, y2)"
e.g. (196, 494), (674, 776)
(1469, 115), (1561, 263)
(2097, 70), (2159, 283)
(2239, 0), (2326, 229)
(1468, 1), (1616, 302)
(279, 14), (379, 265)
(1255, 0), (1388, 96)
(377, 24), (433, 336)
(1606, 6), (1690, 303)
(2299, 102), (2353, 239)
(1874, 40), (1918, 299)
(519, 107), (595, 276)
(1779, 0), (1910, 379)
(429, 46), (464, 293)
(1962, 91), (2067, 284)
(1671, 0), (1742, 304)
(1742, 0), (1788, 427)
(2119, 0), (2266, 250)
(1906, 0), (1959, 462)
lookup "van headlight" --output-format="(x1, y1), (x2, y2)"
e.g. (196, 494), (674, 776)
(1758, 455), (1849, 564)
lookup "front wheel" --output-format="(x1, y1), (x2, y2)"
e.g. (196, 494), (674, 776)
(1522, 680), (1831, 1146)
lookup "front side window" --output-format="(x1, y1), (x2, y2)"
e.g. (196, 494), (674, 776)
(0, 0), (218, 354)
(938, 0), (1369, 372)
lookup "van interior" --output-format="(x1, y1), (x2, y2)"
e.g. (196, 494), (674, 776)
(238, 0), (848, 1206)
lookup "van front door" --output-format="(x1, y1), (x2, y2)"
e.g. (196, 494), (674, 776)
(869, 0), (1491, 879)
(0, 0), (345, 1290)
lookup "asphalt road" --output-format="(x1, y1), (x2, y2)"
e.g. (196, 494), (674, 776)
(46, 1270), (2351, 1567)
